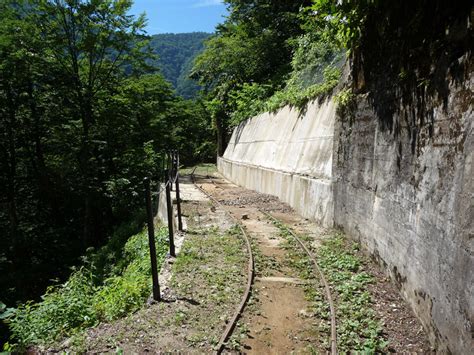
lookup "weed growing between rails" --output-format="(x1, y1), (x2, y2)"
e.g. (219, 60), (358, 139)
(272, 218), (388, 352)
(170, 225), (247, 312)
(315, 235), (388, 352)
(3, 228), (169, 351)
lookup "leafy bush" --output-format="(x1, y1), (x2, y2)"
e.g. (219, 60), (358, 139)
(334, 88), (356, 117)
(229, 83), (273, 125)
(265, 66), (341, 112)
(228, 33), (344, 125)
(93, 230), (168, 321)
(3, 228), (168, 349)
(6, 270), (96, 347)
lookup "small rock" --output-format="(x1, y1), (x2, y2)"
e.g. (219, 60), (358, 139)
(241, 214), (249, 220)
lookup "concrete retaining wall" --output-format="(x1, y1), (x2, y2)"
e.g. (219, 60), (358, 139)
(218, 68), (473, 352)
(220, 99), (336, 226)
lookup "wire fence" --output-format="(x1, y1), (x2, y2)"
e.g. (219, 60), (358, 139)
(145, 149), (182, 301)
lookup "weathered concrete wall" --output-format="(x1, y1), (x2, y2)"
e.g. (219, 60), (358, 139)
(332, 74), (473, 353)
(220, 99), (336, 226)
(218, 62), (473, 352)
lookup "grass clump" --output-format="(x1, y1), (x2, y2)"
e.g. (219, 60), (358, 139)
(180, 163), (217, 177)
(3, 227), (168, 351)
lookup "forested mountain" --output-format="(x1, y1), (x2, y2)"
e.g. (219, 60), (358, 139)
(149, 32), (211, 99)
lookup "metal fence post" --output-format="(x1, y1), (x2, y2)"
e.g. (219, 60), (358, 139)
(164, 170), (176, 257)
(175, 171), (183, 231)
(168, 151), (173, 191)
(144, 177), (160, 301)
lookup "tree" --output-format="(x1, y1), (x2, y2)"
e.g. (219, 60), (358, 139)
(29, 0), (150, 245)
(0, 0), (212, 309)
(192, 0), (311, 155)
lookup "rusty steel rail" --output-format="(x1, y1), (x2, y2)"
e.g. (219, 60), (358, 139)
(190, 174), (254, 354)
(259, 210), (338, 355)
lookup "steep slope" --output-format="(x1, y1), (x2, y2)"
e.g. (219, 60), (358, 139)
(149, 32), (210, 98)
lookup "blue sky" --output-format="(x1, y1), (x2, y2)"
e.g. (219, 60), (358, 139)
(129, 0), (228, 34)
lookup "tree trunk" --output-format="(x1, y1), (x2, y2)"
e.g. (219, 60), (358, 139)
(215, 113), (228, 157)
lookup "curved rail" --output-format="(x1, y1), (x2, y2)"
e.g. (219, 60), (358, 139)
(259, 210), (337, 355)
(190, 174), (255, 354)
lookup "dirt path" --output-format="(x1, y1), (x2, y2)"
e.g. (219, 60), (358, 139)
(196, 176), (326, 353)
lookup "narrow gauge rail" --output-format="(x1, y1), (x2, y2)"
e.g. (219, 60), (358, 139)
(191, 173), (254, 354)
(191, 174), (337, 354)
(259, 210), (338, 355)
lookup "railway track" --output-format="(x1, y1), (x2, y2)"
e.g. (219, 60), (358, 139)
(191, 173), (337, 354)
(191, 173), (255, 354)
(259, 210), (337, 354)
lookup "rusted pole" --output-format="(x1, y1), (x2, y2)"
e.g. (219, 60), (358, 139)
(144, 177), (160, 301)
(164, 170), (176, 257)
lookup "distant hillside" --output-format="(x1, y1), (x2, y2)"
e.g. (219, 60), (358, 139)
(149, 32), (211, 99)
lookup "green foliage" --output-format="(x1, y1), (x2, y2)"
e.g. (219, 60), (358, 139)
(193, 1), (346, 131)
(6, 270), (97, 347)
(230, 65), (341, 123)
(334, 88), (356, 117)
(148, 32), (211, 99)
(93, 230), (168, 321)
(305, 0), (380, 49)
(265, 66), (341, 112)
(170, 99), (216, 166)
(0, 0), (156, 306)
(287, 33), (345, 90)
(229, 83), (273, 125)
(3, 228), (168, 349)
(0, 0), (214, 317)
(315, 235), (388, 352)
(192, 1), (311, 153)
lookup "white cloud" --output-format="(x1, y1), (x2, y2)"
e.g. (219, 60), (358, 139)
(192, 0), (222, 8)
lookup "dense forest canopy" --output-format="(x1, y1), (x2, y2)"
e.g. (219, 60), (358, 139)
(0, 0), (214, 324)
(148, 32), (211, 99)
